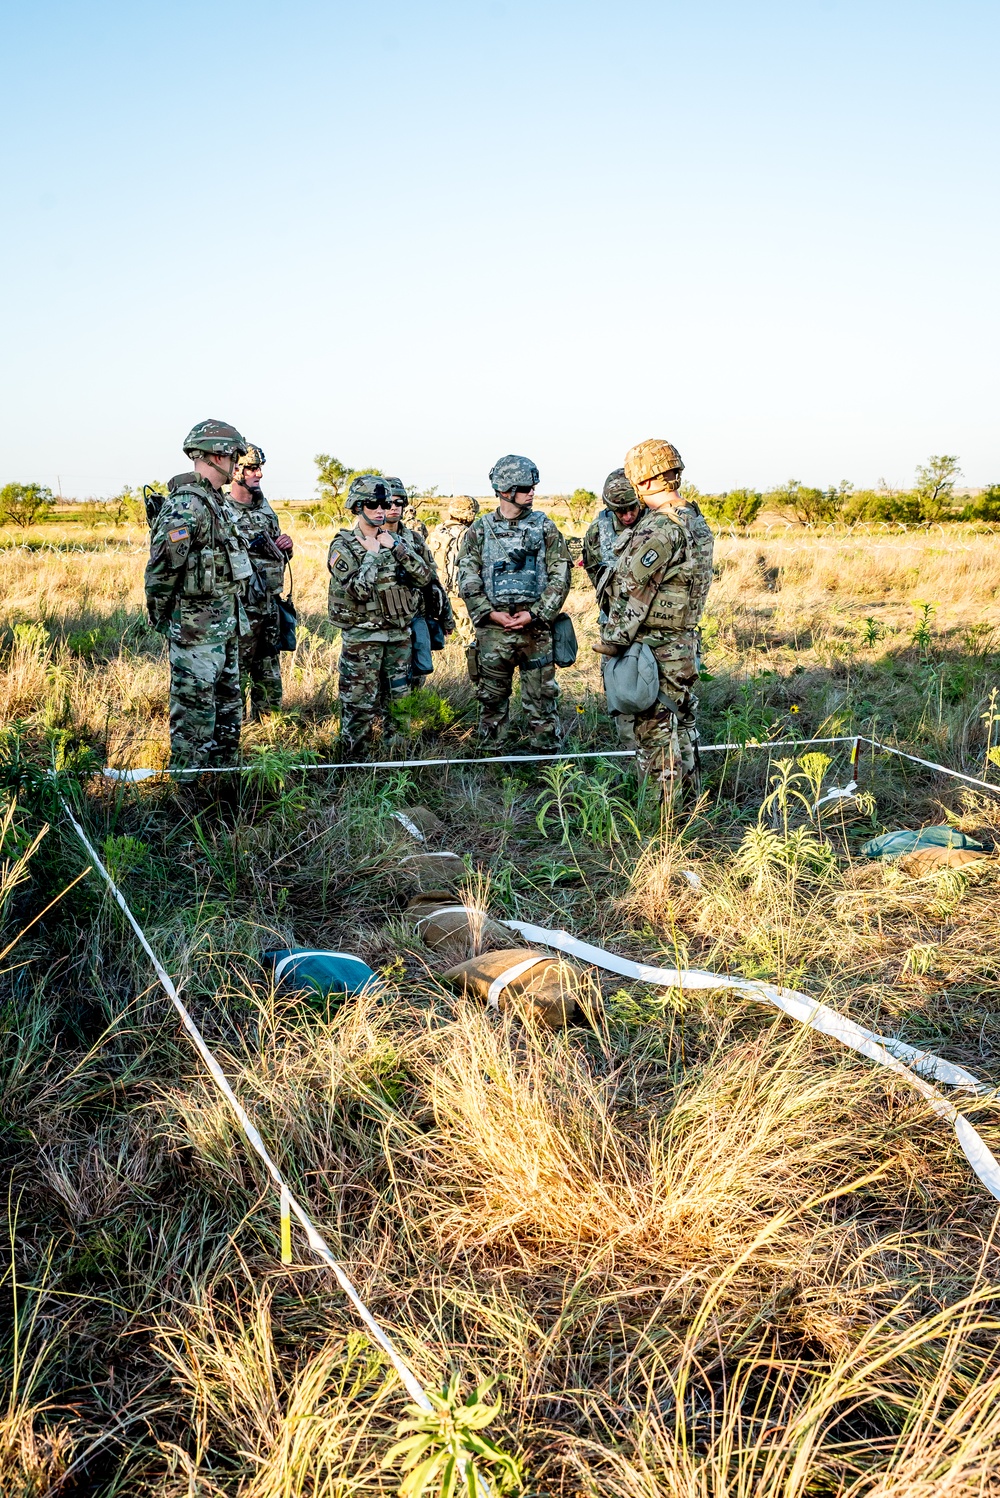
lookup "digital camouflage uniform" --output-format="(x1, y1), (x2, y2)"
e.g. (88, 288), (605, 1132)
(327, 522), (434, 756)
(428, 500), (478, 647)
(229, 490), (286, 717)
(145, 472), (253, 767)
(458, 508), (571, 748)
(600, 500), (714, 792)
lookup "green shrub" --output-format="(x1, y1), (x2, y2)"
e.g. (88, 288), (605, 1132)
(390, 687), (457, 736)
(699, 488), (764, 529)
(961, 484), (1000, 522)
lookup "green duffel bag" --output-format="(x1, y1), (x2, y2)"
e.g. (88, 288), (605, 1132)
(602, 641), (660, 715)
(263, 947), (378, 1009)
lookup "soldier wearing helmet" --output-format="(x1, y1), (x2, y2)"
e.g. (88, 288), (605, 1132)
(597, 439), (714, 801)
(457, 455), (571, 749)
(326, 474), (436, 757)
(384, 477), (429, 541)
(581, 469), (645, 746)
(227, 444), (294, 719)
(428, 496), (480, 649)
(144, 420), (254, 768)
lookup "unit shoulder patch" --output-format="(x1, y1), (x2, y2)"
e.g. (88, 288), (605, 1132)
(640, 548), (660, 568)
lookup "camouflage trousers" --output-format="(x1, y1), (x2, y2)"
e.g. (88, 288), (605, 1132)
(238, 613), (283, 719)
(633, 631), (699, 795)
(337, 628), (412, 758)
(168, 630), (242, 768)
(473, 621), (561, 749)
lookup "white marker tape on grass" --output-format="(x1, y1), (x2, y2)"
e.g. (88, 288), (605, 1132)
(869, 739), (1000, 799)
(486, 955), (549, 1011)
(58, 795), (435, 1414)
(503, 919), (1000, 1202)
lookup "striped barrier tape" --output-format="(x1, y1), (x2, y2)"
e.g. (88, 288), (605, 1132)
(501, 919), (1000, 1201)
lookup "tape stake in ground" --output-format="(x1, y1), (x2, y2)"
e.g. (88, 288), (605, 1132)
(503, 919), (1000, 1202)
(280, 1183), (292, 1266)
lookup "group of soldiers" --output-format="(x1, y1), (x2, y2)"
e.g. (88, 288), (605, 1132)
(145, 422), (714, 801)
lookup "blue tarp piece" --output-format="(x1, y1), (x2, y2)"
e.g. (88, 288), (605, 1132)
(263, 947), (378, 1007)
(862, 825), (985, 859)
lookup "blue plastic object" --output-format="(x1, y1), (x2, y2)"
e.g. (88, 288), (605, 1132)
(862, 825), (984, 859)
(263, 947), (378, 1008)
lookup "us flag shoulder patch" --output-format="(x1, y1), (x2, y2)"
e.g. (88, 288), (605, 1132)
(169, 527), (189, 542)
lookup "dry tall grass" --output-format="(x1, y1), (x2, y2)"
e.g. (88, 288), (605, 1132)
(2, 518), (1000, 1494)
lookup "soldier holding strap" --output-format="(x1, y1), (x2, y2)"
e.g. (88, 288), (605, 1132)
(597, 439), (714, 801)
(228, 444), (294, 719)
(144, 420), (253, 768)
(581, 468), (645, 747)
(458, 454), (571, 750)
(326, 475), (434, 758)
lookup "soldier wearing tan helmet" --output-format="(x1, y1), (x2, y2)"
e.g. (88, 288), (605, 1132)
(582, 468), (645, 746)
(596, 439), (714, 802)
(428, 495), (480, 648)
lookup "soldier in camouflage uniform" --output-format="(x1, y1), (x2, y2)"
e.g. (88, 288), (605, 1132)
(228, 444), (294, 718)
(145, 420), (253, 768)
(429, 496), (479, 648)
(598, 439), (714, 799)
(385, 477), (429, 540)
(327, 475), (435, 757)
(458, 455), (571, 749)
(581, 469), (645, 745)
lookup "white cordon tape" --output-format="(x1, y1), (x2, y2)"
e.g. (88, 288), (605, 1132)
(100, 735), (860, 780)
(868, 738), (1000, 798)
(502, 920), (1000, 1202)
(486, 955), (549, 1011)
(57, 795), (436, 1416)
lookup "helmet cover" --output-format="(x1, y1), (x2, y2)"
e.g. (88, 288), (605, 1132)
(384, 476), (408, 502)
(447, 494), (479, 522)
(183, 419), (247, 460)
(234, 443), (266, 480)
(602, 468), (640, 513)
(347, 474), (391, 513)
(489, 454), (540, 494)
(624, 439), (685, 491)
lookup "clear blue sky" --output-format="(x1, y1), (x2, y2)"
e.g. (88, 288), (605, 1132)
(2, 0), (997, 500)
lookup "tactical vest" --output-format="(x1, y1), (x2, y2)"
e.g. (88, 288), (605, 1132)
(640, 501), (715, 633)
(430, 522), (466, 593)
(327, 526), (421, 631)
(231, 495), (286, 599)
(480, 509), (548, 608)
(171, 482), (252, 599)
(596, 508), (619, 567)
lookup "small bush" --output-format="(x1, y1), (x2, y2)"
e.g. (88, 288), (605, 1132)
(390, 687), (457, 736)
(700, 488), (764, 530)
(0, 482), (52, 528)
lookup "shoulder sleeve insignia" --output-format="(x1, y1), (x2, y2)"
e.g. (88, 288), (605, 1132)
(329, 550), (339, 565)
(640, 548), (660, 568)
(169, 527), (190, 543)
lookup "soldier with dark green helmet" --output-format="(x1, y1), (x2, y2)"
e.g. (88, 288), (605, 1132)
(228, 444), (294, 718)
(144, 420), (253, 767)
(326, 475), (435, 757)
(457, 454), (571, 749)
(582, 469), (645, 746)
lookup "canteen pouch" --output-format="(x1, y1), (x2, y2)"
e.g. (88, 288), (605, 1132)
(411, 615), (434, 677)
(552, 612), (578, 667)
(465, 643), (481, 682)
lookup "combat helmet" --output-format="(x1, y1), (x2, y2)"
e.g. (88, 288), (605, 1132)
(234, 443), (266, 482)
(384, 476), (408, 504)
(624, 439), (684, 493)
(489, 454), (539, 494)
(347, 474), (391, 513)
(183, 419), (247, 460)
(447, 494), (479, 523)
(602, 468), (640, 513)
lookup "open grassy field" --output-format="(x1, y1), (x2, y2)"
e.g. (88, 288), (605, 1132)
(2, 515), (1000, 1495)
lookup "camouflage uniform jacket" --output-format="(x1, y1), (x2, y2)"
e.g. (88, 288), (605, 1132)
(145, 472), (253, 638)
(428, 520), (469, 594)
(229, 491), (286, 621)
(582, 508), (628, 590)
(327, 523), (434, 638)
(458, 509), (571, 627)
(600, 502), (715, 650)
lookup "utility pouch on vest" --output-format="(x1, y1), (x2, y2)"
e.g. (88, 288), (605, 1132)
(182, 546), (215, 597)
(490, 551), (540, 606)
(465, 643), (481, 682)
(379, 584), (413, 624)
(552, 612), (578, 667)
(411, 616), (434, 677)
